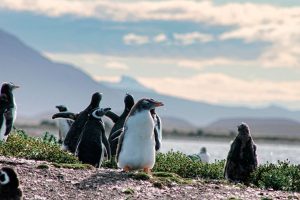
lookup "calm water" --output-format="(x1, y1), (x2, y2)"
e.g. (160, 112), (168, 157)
(161, 138), (300, 164)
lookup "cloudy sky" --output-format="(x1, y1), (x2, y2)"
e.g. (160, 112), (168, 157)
(0, 0), (300, 109)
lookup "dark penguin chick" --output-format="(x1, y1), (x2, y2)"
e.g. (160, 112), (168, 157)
(150, 108), (162, 151)
(224, 123), (258, 183)
(116, 98), (164, 174)
(52, 92), (102, 153)
(0, 82), (19, 141)
(76, 107), (111, 167)
(0, 167), (22, 200)
(107, 93), (135, 157)
(54, 105), (74, 144)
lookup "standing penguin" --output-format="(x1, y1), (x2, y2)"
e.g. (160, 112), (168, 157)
(106, 93), (135, 157)
(0, 167), (22, 200)
(52, 92), (102, 153)
(224, 123), (258, 183)
(0, 95), (9, 141)
(116, 98), (164, 174)
(54, 105), (74, 144)
(75, 108), (111, 167)
(150, 108), (162, 151)
(0, 82), (19, 141)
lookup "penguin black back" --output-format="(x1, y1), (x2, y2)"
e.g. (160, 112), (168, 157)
(224, 123), (258, 183)
(76, 108), (111, 167)
(0, 167), (22, 200)
(63, 92), (102, 153)
(108, 93), (134, 157)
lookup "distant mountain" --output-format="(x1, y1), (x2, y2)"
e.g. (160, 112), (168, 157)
(205, 118), (300, 139)
(1, 28), (300, 129)
(100, 75), (155, 93)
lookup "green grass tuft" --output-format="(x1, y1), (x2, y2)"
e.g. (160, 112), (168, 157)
(0, 130), (80, 164)
(52, 163), (93, 170)
(37, 163), (49, 169)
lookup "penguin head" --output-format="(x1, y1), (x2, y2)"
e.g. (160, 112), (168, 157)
(56, 105), (68, 112)
(0, 167), (19, 189)
(1, 82), (20, 94)
(91, 107), (111, 120)
(133, 98), (164, 113)
(200, 147), (207, 153)
(124, 93), (134, 111)
(237, 123), (250, 139)
(89, 92), (102, 109)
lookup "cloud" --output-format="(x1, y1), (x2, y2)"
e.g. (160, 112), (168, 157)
(153, 33), (167, 43)
(3, 1), (300, 67)
(174, 32), (214, 45)
(104, 61), (129, 70)
(138, 73), (300, 105)
(123, 33), (149, 45)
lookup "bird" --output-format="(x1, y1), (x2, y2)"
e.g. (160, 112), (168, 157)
(0, 82), (19, 141)
(198, 147), (210, 163)
(150, 108), (162, 151)
(106, 93), (135, 157)
(0, 95), (9, 141)
(52, 92), (102, 153)
(116, 98), (164, 174)
(75, 107), (111, 167)
(0, 167), (23, 200)
(54, 105), (74, 144)
(224, 123), (258, 183)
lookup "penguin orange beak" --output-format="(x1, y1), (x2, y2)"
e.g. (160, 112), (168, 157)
(154, 101), (164, 107)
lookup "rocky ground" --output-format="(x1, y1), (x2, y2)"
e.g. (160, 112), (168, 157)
(0, 156), (299, 200)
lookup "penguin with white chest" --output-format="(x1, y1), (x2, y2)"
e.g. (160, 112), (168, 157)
(54, 105), (74, 144)
(0, 167), (23, 200)
(116, 98), (164, 174)
(75, 108), (111, 168)
(52, 92), (102, 153)
(0, 82), (19, 141)
(150, 108), (162, 151)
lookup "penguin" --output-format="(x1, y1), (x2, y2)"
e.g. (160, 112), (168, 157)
(198, 147), (210, 163)
(0, 167), (23, 200)
(0, 95), (9, 141)
(52, 92), (102, 153)
(75, 107), (111, 167)
(0, 82), (19, 141)
(150, 108), (162, 151)
(54, 105), (74, 144)
(116, 98), (164, 174)
(106, 93), (135, 157)
(224, 123), (258, 183)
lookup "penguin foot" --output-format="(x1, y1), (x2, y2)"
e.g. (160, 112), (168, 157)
(123, 166), (131, 172)
(143, 168), (151, 174)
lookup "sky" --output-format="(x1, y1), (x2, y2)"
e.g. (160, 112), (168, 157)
(0, 0), (300, 109)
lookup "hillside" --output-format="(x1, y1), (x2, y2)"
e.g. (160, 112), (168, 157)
(1, 28), (300, 127)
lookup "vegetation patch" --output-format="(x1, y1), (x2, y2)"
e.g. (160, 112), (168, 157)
(0, 130), (80, 164)
(52, 163), (93, 170)
(37, 163), (49, 169)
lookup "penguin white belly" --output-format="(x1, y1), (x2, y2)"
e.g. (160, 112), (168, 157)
(12, 98), (17, 123)
(0, 117), (6, 141)
(118, 111), (156, 169)
(58, 119), (70, 141)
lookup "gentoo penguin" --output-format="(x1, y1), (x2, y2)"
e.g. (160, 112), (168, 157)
(75, 108), (111, 167)
(0, 95), (9, 141)
(198, 147), (210, 163)
(224, 123), (258, 183)
(0, 167), (22, 200)
(106, 93), (135, 157)
(0, 82), (19, 141)
(150, 108), (162, 151)
(116, 98), (164, 174)
(52, 92), (102, 153)
(54, 105), (74, 144)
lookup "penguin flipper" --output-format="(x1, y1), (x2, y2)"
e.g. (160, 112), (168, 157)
(116, 127), (126, 162)
(102, 132), (111, 160)
(52, 112), (78, 120)
(109, 128), (124, 141)
(4, 109), (13, 136)
(154, 127), (161, 151)
(105, 111), (119, 123)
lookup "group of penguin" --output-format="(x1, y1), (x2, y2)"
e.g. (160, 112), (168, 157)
(0, 81), (259, 199)
(52, 92), (164, 172)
